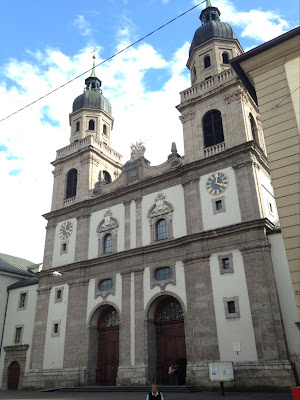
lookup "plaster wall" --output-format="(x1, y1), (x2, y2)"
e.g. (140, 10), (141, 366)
(259, 169), (278, 223)
(88, 204), (125, 259)
(86, 273), (122, 325)
(52, 218), (77, 268)
(210, 250), (257, 361)
(268, 233), (300, 357)
(141, 185), (187, 247)
(0, 284), (38, 386)
(143, 261), (187, 312)
(285, 57), (300, 131)
(200, 167), (241, 231)
(43, 284), (69, 369)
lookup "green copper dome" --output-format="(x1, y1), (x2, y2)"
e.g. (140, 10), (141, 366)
(72, 58), (112, 115)
(189, 1), (237, 56)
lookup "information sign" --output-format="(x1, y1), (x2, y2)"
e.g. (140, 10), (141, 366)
(208, 361), (234, 382)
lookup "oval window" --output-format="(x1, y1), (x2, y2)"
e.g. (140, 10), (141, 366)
(99, 278), (113, 291)
(155, 267), (172, 281)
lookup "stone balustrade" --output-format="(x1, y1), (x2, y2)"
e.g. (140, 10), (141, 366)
(180, 68), (235, 103)
(63, 197), (76, 207)
(56, 135), (122, 162)
(204, 142), (226, 157)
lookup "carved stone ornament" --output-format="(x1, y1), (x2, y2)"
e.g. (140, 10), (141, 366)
(224, 87), (248, 104)
(97, 209), (119, 233)
(147, 192), (173, 223)
(130, 141), (146, 160)
(168, 142), (182, 169)
(179, 110), (195, 123)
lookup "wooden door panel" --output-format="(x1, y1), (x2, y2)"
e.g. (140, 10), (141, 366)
(97, 327), (119, 385)
(7, 362), (20, 390)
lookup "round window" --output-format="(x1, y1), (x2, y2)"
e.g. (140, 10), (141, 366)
(99, 279), (113, 292)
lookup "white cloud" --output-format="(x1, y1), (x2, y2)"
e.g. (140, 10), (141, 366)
(195, 0), (289, 42)
(74, 15), (92, 37)
(0, 28), (190, 262)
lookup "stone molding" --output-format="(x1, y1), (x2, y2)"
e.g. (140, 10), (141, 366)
(149, 262), (176, 291)
(179, 110), (195, 123)
(80, 155), (99, 166)
(95, 274), (116, 300)
(3, 344), (29, 352)
(52, 166), (64, 176)
(224, 86), (248, 104)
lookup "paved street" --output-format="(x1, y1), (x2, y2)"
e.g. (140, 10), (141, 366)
(0, 390), (293, 400)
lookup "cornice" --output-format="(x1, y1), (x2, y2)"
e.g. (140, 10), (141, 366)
(43, 141), (269, 221)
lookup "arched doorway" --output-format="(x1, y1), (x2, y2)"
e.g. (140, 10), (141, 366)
(96, 306), (119, 385)
(7, 361), (20, 390)
(155, 297), (187, 385)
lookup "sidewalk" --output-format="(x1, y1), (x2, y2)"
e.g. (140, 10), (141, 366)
(0, 390), (293, 400)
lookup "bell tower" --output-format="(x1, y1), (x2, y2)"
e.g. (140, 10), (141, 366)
(177, 0), (266, 163)
(50, 56), (123, 211)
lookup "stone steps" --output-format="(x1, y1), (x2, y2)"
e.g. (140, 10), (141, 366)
(41, 385), (200, 393)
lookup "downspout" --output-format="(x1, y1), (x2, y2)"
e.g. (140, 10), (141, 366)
(0, 289), (10, 355)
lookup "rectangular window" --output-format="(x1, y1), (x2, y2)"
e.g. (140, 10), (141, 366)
(227, 301), (236, 314)
(53, 323), (59, 334)
(55, 287), (64, 303)
(56, 290), (62, 300)
(15, 327), (22, 344)
(19, 293), (27, 308)
(216, 200), (222, 211)
(222, 258), (230, 270)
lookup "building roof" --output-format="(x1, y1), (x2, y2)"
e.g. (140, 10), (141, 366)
(8, 276), (39, 290)
(0, 253), (37, 277)
(230, 26), (300, 104)
(72, 56), (112, 115)
(189, 1), (237, 56)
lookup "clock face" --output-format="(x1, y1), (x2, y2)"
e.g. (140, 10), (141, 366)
(59, 221), (73, 240)
(205, 172), (229, 196)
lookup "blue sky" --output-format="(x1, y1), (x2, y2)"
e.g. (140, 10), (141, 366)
(0, 0), (298, 262)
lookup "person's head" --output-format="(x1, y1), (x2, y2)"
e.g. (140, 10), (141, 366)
(152, 384), (158, 394)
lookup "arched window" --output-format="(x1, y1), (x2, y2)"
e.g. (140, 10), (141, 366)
(103, 233), (113, 254)
(99, 279), (113, 292)
(203, 110), (224, 148)
(103, 171), (111, 184)
(88, 119), (95, 130)
(249, 114), (257, 141)
(66, 169), (77, 199)
(103, 124), (107, 135)
(100, 307), (119, 328)
(76, 121), (80, 132)
(156, 298), (184, 322)
(155, 267), (173, 281)
(204, 55), (211, 69)
(222, 52), (229, 64)
(156, 219), (168, 240)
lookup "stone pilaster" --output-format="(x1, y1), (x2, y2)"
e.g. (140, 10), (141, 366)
(184, 256), (219, 384)
(134, 271), (145, 366)
(75, 209), (91, 262)
(233, 160), (262, 222)
(241, 243), (289, 361)
(117, 272), (131, 385)
(124, 201), (131, 250)
(63, 279), (89, 378)
(135, 198), (142, 248)
(42, 223), (57, 270)
(182, 178), (203, 234)
(30, 286), (51, 369)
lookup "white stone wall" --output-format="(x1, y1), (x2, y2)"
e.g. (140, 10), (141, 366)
(143, 261), (187, 312)
(210, 250), (257, 362)
(0, 284), (38, 386)
(200, 167), (241, 231)
(88, 204), (125, 259)
(43, 284), (69, 369)
(52, 218), (77, 268)
(259, 170), (278, 223)
(142, 185), (187, 247)
(86, 273), (122, 325)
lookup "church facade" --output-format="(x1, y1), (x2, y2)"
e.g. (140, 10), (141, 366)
(1, 2), (298, 391)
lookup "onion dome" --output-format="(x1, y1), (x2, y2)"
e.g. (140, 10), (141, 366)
(189, 0), (237, 56)
(72, 56), (112, 115)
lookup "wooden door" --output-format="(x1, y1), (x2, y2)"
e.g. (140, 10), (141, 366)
(155, 298), (187, 385)
(96, 307), (119, 386)
(7, 361), (20, 390)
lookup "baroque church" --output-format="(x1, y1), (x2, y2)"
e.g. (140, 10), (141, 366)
(0, 1), (299, 391)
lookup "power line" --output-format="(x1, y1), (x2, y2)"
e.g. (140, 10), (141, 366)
(0, 1), (205, 123)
